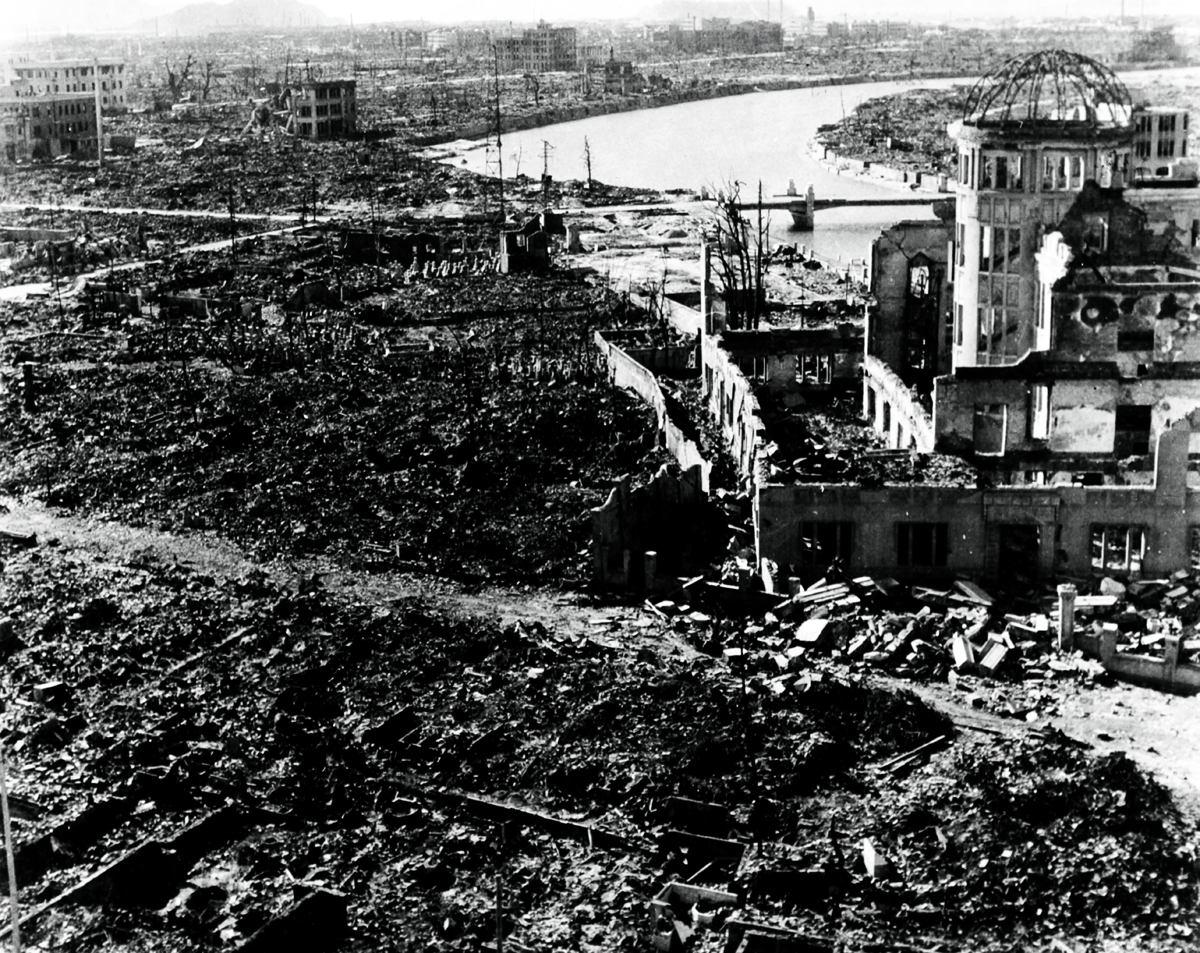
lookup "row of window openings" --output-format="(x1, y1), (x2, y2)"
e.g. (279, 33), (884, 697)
(801, 520), (1188, 575)
(1100, 525), (1200, 574)
(798, 522), (950, 568)
(959, 152), (1093, 192)
(298, 104), (344, 117)
(1136, 113), (1185, 134)
(23, 66), (123, 78)
(954, 223), (1028, 272)
(1135, 139), (1184, 159)
(33, 81), (123, 93)
(971, 398), (1151, 454)
(741, 354), (832, 384)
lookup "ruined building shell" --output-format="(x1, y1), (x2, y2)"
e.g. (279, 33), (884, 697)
(962, 49), (1133, 128)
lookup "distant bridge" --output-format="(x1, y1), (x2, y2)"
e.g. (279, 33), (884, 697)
(731, 191), (950, 229)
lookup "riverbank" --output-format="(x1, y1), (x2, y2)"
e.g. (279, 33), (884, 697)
(412, 67), (964, 148)
(807, 67), (1200, 186)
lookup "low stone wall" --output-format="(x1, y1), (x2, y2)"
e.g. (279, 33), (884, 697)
(1062, 603), (1200, 695)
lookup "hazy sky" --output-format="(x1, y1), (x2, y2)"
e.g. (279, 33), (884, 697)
(1, 0), (1196, 41)
(336, 0), (1196, 24)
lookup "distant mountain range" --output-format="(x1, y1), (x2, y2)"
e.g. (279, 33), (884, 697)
(138, 0), (342, 33)
(0, 0), (340, 39)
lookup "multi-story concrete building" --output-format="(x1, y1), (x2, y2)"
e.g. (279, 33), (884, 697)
(2, 58), (127, 110)
(910, 50), (1200, 486)
(495, 22), (578, 74)
(0, 90), (97, 160)
(286, 79), (356, 138)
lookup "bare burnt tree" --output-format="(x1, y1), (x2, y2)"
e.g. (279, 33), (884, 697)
(710, 179), (769, 331)
(164, 53), (196, 102)
(201, 60), (218, 101)
(523, 72), (541, 106)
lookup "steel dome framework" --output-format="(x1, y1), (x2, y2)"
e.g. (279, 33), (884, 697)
(962, 49), (1132, 128)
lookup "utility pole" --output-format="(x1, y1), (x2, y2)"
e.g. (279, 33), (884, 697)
(93, 57), (103, 170)
(0, 739), (22, 953)
(493, 44), (504, 224)
(228, 177), (237, 272)
(755, 181), (764, 330)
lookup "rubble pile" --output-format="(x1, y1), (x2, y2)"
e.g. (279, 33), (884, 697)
(0, 270), (668, 584)
(0, 539), (1194, 952)
(757, 396), (978, 487)
(1099, 571), (1200, 661)
(815, 86), (969, 175)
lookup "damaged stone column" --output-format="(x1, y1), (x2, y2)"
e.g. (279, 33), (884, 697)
(1057, 583), (1076, 652)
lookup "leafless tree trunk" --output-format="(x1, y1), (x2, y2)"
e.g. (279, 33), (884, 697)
(201, 60), (217, 102)
(164, 54), (196, 102)
(710, 179), (769, 331)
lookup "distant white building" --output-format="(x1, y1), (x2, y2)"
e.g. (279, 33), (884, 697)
(2, 57), (128, 110)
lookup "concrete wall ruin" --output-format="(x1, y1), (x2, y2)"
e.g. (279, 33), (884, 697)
(590, 464), (715, 591)
(701, 331), (765, 487)
(863, 354), (936, 452)
(593, 331), (710, 487)
(756, 424), (1194, 581)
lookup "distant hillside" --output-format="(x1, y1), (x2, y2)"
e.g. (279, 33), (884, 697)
(0, 0), (169, 38)
(138, 0), (342, 34)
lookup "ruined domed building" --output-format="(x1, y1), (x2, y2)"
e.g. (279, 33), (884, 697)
(850, 49), (1200, 577)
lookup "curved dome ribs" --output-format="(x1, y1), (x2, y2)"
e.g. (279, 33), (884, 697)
(962, 49), (1132, 127)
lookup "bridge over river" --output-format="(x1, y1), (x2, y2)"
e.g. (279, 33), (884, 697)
(734, 191), (952, 229)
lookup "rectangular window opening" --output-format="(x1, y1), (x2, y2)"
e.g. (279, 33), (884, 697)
(1091, 525), (1145, 574)
(1114, 404), (1152, 456)
(797, 521), (853, 568)
(896, 522), (949, 568)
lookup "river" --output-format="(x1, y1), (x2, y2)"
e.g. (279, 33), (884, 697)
(440, 67), (1200, 264)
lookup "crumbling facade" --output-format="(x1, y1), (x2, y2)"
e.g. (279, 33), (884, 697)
(0, 91), (97, 160)
(695, 50), (1200, 583)
(287, 80), (356, 138)
(865, 51), (1200, 481)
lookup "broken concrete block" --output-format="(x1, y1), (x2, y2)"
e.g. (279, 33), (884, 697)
(32, 681), (68, 706)
(846, 633), (873, 658)
(860, 839), (893, 879)
(978, 640), (1009, 677)
(951, 634), (976, 670)
(1099, 577), (1127, 597)
(954, 579), (994, 606)
(794, 619), (831, 648)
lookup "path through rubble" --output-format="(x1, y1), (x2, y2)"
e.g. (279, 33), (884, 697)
(6, 494), (1200, 819)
